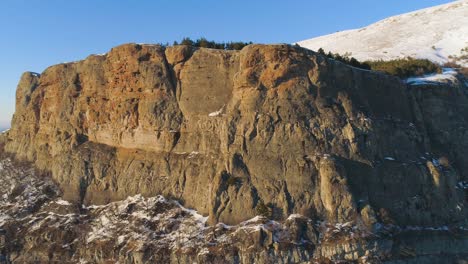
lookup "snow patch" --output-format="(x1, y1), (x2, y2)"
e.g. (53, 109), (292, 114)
(406, 68), (459, 85)
(55, 199), (72, 206)
(208, 105), (224, 117)
(174, 201), (208, 224)
(240, 215), (265, 225)
(188, 151), (200, 159)
(456, 181), (468, 189)
(198, 247), (210, 256)
(117, 235), (126, 245)
(287, 214), (305, 220)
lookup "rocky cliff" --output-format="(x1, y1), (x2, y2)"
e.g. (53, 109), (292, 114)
(1, 43), (467, 263)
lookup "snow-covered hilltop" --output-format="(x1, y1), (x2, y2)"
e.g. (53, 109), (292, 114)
(297, 0), (468, 66)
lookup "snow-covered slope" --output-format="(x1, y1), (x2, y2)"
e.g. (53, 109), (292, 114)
(297, 0), (468, 66)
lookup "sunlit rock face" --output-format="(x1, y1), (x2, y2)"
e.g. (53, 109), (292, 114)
(3, 43), (468, 232)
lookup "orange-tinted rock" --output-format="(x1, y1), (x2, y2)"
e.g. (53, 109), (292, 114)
(4, 43), (467, 226)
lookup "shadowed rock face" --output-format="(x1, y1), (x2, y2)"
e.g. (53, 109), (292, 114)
(3, 44), (468, 228)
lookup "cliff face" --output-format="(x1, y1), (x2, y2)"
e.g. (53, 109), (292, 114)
(1, 151), (467, 263)
(3, 44), (468, 230)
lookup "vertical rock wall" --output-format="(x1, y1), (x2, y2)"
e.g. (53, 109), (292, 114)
(4, 44), (467, 227)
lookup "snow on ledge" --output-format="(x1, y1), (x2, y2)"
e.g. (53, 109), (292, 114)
(208, 105), (225, 117)
(55, 199), (72, 206)
(406, 68), (458, 85)
(177, 202), (209, 224)
(287, 214), (307, 220)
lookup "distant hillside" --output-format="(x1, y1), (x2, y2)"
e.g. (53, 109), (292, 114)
(297, 0), (468, 66)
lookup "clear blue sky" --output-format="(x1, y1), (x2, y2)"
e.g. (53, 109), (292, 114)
(0, 0), (454, 128)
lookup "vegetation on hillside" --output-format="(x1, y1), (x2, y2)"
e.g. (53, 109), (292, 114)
(317, 48), (372, 70)
(447, 46), (468, 78)
(448, 46), (468, 64)
(366, 58), (442, 78)
(255, 200), (272, 218)
(158, 37), (253, 51)
(316, 48), (442, 78)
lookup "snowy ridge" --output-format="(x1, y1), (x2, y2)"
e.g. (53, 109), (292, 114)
(297, 0), (468, 66)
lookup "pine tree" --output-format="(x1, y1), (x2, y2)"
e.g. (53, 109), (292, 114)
(180, 37), (193, 46)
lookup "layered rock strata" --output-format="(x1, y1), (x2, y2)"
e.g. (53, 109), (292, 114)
(0, 153), (466, 263)
(3, 44), (467, 231)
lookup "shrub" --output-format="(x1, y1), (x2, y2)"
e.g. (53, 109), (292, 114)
(163, 37), (253, 51)
(225, 41), (252, 50)
(316, 48), (371, 70)
(446, 47), (468, 66)
(316, 48), (442, 78)
(180, 37), (194, 46)
(366, 58), (442, 78)
(255, 200), (272, 218)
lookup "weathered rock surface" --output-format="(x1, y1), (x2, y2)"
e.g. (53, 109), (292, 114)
(0, 153), (466, 263)
(1, 43), (468, 262)
(5, 43), (467, 225)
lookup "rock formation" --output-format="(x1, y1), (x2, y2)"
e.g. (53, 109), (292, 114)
(1, 43), (467, 262)
(0, 148), (466, 263)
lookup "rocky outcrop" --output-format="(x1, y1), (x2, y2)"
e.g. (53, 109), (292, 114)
(0, 154), (466, 263)
(3, 43), (468, 233)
